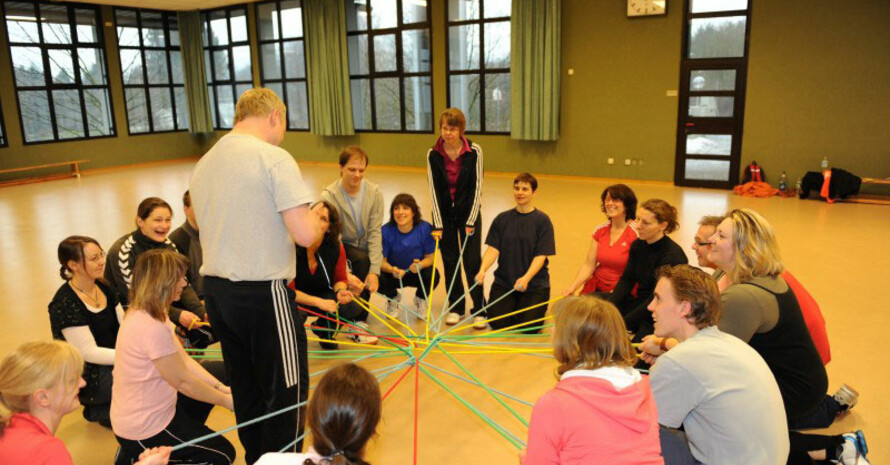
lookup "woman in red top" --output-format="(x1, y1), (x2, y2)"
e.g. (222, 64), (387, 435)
(564, 184), (638, 296)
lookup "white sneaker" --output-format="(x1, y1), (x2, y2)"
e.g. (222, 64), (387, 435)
(836, 431), (869, 465)
(445, 312), (461, 325)
(386, 300), (400, 318)
(413, 296), (428, 320)
(348, 321), (379, 345)
(473, 316), (487, 330)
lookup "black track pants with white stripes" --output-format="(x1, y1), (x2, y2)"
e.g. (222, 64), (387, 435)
(203, 277), (309, 465)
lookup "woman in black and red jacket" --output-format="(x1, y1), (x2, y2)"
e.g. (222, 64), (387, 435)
(426, 108), (485, 328)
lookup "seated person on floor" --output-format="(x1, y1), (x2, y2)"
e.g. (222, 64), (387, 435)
(647, 264), (789, 465)
(523, 296), (663, 465)
(475, 173), (555, 333)
(256, 363), (381, 465)
(379, 193), (441, 319)
(291, 201), (377, 349)
(169, 190), (204, 299)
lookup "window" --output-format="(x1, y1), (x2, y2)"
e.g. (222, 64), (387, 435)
(256, 0), (309, 130)
(0, 98), (6, 147)
(446, 0), (511, 133)
(345, 0), (433, 132)
(202, 6), (253, 129)
(4, 1), (115, 143)
(115, 8), (188, 134)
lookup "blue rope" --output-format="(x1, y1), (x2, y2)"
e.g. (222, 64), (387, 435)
(420, 361), (533, 407)
(438, 288), (517, 337)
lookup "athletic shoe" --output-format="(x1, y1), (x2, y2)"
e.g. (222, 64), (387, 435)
(836, 431), (870, 465)
(833, 384), (859, 412)
(473, 316), (487, 330)
(348, 321), (379, 345)
(386, 300), (400, 318)
(445, 312), (461, 325)
(413, 296), (428, 320)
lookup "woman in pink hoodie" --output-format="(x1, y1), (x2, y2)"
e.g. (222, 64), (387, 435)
(524, 296), (663, 465)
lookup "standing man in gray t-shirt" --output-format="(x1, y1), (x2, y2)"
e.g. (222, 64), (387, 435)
(190, 88), (319, 464)
(645, 265), (789, 465)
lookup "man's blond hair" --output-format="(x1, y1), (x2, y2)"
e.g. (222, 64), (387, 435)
(234, 88), (287, 124)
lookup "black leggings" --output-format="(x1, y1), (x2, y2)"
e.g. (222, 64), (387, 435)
(378, 267), (441, 300)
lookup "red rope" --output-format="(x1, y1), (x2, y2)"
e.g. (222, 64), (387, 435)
(382, 363), (414, 401)
(413, 360), (419, 465)
(298, 305), (409, 346)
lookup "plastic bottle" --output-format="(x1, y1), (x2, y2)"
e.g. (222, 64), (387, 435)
(821, 157), (829, 170)
(795, 177), (802, 192)
(779, 171), (787, 191)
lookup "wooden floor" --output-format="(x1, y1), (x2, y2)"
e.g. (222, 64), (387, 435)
(0, 159), (885, 464)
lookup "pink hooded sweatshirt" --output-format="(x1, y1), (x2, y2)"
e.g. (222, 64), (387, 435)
(524, 368), (664, 465)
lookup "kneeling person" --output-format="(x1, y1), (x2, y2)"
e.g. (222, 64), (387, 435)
(475, 173), (555, 332)
(648, 265), (788, 465)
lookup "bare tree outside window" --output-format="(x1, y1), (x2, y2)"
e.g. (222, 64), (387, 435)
(5, 1), (115, 143)
(256, 0), (310, 130)
(203, 6), (253, 130)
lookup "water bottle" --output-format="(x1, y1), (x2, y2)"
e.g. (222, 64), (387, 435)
(821, 157), (829, 170)
(795, 177), (802, 192)
(779, 171), (787, 191)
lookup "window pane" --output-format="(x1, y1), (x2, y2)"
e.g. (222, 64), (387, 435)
(204, 50), (212, 81)
(402, 0), (427, 23)
(261, 43), (282, 80)
(84, 88), (112, 136)
(690, 70), (736, 91)
(404, 76), (431, 131)
(449, 0), (479, 21)
(257, 2), (280, 40)
(74, 8), (98, 43)
(170, 51), (184, 84)
(688, 96), (734, 117)
(19, 90), (53, 142)
(281, 1), (303, 38)
(484, 0), (511, 18)
(216, 85), (235, 128)
(483, 22), (510, 68)
(373, 34), (397, 72)
(286, 81), (309, 129)
(284, 40), (305, 78)
(370, 0), (397, 29)
(213, 50), (230, 80)
(48, 49), (76, 84)
(230, 9), (248, 42)
(689, 16), (746, 59)
(11, 46), (46, 86)
(449, 25), (479, 70)
(449, 74), (480, 131)
(174, 86), (189, 129)
(41, 5), (73, 44)
(345, 0), (368, 32)
(207, 85), (217, 127)
(5, 3), (40, 43)
(141, 11), (166, 47)
(79, 47), (106, 85)
(402, 29), (430, 72)
(52, 89), (85, 139)
(116, 9), (140, 46)
(145, 50), (170, 84)
(125, 87), (149, 133)
(374, 77), (401, 130)
(684, 159), (730, 181)
(266, 82), (284, 100)
(691, 0), (747, 13)
(686, 134), (732, 156)
(348, 35), (369, 74)
(150, 87), (175, 131)
(209, 11), (229, 45)
(485, 73), (509, 132)
(351, 78), (372, 130)
(233, 46), (252, 81)
(169, 15), (180, 46)
(236, 83), (252, 102)
(120, 49), (144, 84)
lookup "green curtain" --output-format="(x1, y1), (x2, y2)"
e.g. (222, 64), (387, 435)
(303, 0), (354, 136)
(510, 0), (561, 141)
(177, 11), (214, 133)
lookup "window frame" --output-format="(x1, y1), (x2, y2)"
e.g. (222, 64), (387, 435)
(114, 7), (188, 136)
(445, 0), (511, 135)
(255, 0), (310, 132)
(202, 4), (254, 130)
(0, 97), (7, 147)
(345, 0), (435, 134)
(3, 0), (117, 145)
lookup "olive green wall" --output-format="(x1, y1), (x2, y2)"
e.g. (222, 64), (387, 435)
(2, 0), (889, 186)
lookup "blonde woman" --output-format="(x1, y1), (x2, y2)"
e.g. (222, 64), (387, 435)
(0, 341), (171, 465)
(111, 249), (235, 465)
(523, 296), (662, 465)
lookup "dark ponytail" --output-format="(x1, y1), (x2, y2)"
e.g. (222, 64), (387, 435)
(57, 235), (102, 280)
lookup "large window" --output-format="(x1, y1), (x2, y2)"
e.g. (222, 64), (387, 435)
(115, 8), (188, 135)
(345, 0), (433, 132)
(256, 0), (309, 130)
(446, 0), (511, 133)
(202, 6), (253, 129)
(4, 1), (115, 143)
